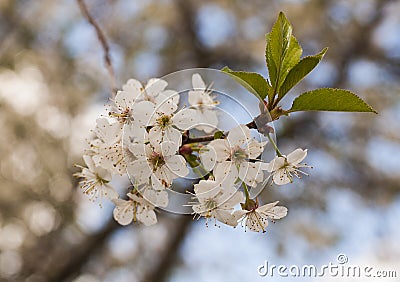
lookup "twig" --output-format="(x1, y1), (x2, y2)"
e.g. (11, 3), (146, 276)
(76, 0), (117, 97)
(182, 120), (257, 145)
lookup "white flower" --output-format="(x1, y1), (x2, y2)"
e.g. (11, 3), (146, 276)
(188, 73), (219, 133)
(201, 124), (267, 187)
(267, 148), (310, 185)
(233, 201), (288, 232)
(112, 191), (162, 226)
(111, 78), (178, 123)
(191, 179), (245, 227)
(90, 118), (125, 175)
(132, 97), (198, 145)
(74, 155), (118, 204)
(127, 139), (189, 190)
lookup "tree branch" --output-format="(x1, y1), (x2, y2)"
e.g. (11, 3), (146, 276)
(76, 0), (117, 96)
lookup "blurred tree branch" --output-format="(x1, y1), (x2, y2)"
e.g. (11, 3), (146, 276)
(76, 0), (117, 96)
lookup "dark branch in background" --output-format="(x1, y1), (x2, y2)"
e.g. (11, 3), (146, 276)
(76, 0), (117, 96)
(142, 216), (193, 282)
(332, 0), (390, 87)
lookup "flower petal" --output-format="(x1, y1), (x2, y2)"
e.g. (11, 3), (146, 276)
(165, 155), (189, 178)
(137, 208), (157, 226)
(214, 210), (239, 227)
(247, 139), (266, 159)
(199, 145), (217, 172)
(127, 159), (152, 184)
(164, 126), (182, 145)
(143, 188), (169, 208)
(272, 168), (291, 185)
(208, 139), (230, 162)
(192, 73), (206, 89)
(113, 199), (134, 226)
(145, 78), (167, 98)
(172, 108), (198, 130)
(227, 124), (250, 147)
(287, 148), (307, 165)
(238, 162), (265, 187)
(132, 101), (157, 126)
(161, 141), (179, 157)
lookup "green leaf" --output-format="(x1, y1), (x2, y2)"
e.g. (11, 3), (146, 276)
(222, 67), (272, 101)
(289, 88), (378, 113)
(213, 131), (224, 140)
(279, 48), (328, 99)
(266, 33), (277, 90)
(266, 12), (302, 98)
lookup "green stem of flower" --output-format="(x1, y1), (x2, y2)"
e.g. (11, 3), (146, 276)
(243, 182), (250, 202)
(267, 134), (283, 157)
(183, 155), (208, 180)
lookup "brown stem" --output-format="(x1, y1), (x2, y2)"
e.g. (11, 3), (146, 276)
(182, 120), (257, 145)
(76, 0), (117, 97)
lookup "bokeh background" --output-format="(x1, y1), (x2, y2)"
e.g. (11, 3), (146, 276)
(0, 0), (399, 281)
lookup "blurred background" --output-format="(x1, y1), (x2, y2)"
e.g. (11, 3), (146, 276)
(0, 0), (399, 281)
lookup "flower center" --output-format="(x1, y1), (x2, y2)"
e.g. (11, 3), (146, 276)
(231, 147), (248, 163)
(149, 151), (165, 170)
(156, 115), (171, 128)
(204, 199), (218, 211)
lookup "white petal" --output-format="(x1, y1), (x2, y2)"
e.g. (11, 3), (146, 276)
(232, 209), (248, 221)
(287, 148), (307, 165)
(132, 101), (157, 125)
(143, 189), (169, 208)
(273, 168), (291, 185)
(260, 206), (288, 220)
(127, 159), (152, 184)
(137, 208), (157, 226)
(115, 79), (143, 109)
(161, 141), (179, 157)
(172, 108), (198, 130)
(155, 94), (178, 115)
(188, 90), (204, 106)
(247, 139), (266, 159)
(103, 184), (119, 200)
(227, 124), (250, 147)
(165, 155), (189, 177)
(152, 167), (173, 189)
(238, 162), (265, 187)
(192, 73), (206, 89)
(123, 122), (148, 144)
(246, 212), (269, 232)
(83, 155), (96, 172)
(129, 143), (149, 158)
(194, 179), (222, 199)
(213, 210), (239, 227)
(194, 110), (218, 133)
(163, 126), (182, 145)
(148, 126), (163, 146)
(151, 173), (168, 190)
(214, 161), (238, 186)
(199, 145), (217, 172)
(113, 199), (134, 226)
(161, 89), (179, 101)
(218, 191), (245, 210)
(256, 201), (279, 211)
(208, 139), (230, 162)
(267, 156), (285, 172)
(145, 78), (168, 98)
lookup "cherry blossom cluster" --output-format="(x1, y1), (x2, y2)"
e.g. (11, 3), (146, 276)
(75, 73), (311, 232)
